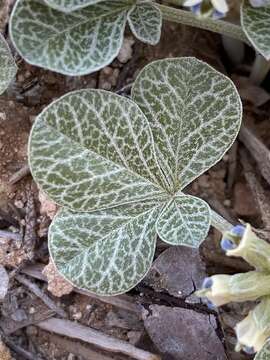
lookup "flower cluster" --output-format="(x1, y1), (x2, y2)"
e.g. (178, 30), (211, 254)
(197, 224), (270, 354)
(184, 0), (270, 19)
(183, 0), (228, 19)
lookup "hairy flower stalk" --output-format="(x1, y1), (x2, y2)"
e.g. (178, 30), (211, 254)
(197, 224), (270, 354)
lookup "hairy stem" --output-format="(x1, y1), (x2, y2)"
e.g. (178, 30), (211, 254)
(156, 3), (250, 45)
(210, 210), (233, 233)
(250, 53), (270, 85)
(161, 0), (184, 5)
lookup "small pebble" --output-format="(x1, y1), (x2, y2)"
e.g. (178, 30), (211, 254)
(29, 306), (36, 314)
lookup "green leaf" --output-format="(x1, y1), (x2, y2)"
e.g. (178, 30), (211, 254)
(156, 194), (210, 247)
(128, 3), (162, 45)
(29, 89), (167, 212)
(10, 0), (133, 75)
(0, 33), (17, 95)
(132, 57), (242, 192)
(29, 57), (242, 295)
(49, 202), (162, 295)
(241, 0), (270, 60)
(44, 0), (104, 12)
(255, 340), (270, 360)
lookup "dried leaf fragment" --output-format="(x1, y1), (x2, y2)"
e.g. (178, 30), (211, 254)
(43, 258), (73, 297)
(0, 340), (11, 360)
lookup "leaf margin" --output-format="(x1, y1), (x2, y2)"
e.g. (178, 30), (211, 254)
(131, 56), (243, 192)
(48, 202), (164, 296)
(127, 3), (162, 45)
(241, 0), (270, 60)
(156, 193), (211, 247)
(0, 33), (17, 95)
(9, 0), (131, 76)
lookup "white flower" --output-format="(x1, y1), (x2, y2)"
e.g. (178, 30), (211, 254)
(183, 0), (229, 19)
(222, 224), (270, 272)
(235, 296), (270, 353)
(196, 271), (270, 307)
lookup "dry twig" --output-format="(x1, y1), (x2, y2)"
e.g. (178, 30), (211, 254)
(0, 329), (43, 360)
(240, 126), (270, 185)
(37, 318), (161, 360)
(42, 332), (119, 360)
(0, 230), (21, 242)
(23, 184), (37, 260)
(240, 148), (270, 231)
(15, 274), (67, 318)
(9, 164), (30, 185)
(22, 263), (142, 315)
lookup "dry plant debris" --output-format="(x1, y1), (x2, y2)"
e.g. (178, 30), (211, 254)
(43, 258), (73, 298)
(0, 340), (11, 360)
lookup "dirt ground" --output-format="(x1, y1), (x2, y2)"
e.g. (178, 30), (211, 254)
(1, 4), (270, 360)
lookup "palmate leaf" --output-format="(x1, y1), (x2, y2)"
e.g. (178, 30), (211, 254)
(0, 33), (17, 95)
(255, 340), (270, 360)
(156, 195), (210, 247)
(29, 57), (242, 295)
(128, 3), (162, 45)
(49, 201), (164, 295)
(44, 0), (105, 12)
(10, 0), (134, 76)
(241, 0), (270, 60)
(132, 57), (242, 192)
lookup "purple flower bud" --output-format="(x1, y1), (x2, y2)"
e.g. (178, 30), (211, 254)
(202, 277), (213, 289)
(243, 346), (256, 354)
(221, 238), (237, 251)
(231, 225), (245, 237)
(190, 3), (201, 15)
(205, 299), (216, 310)
(212, 10), (226, 19)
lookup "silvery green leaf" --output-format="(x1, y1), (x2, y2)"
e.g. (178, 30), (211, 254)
(132, 57), (242, 192)
(241, 0), (270, 60)
(128, 3), (162, 45)
(156, 194), (210, 247)
(255, 339), (270, 359)
(44, 0), (104, 12)
(10, 0), (133, 75)
(0, 34), (17, 95)
(29, 89), (167, 212)
(49, 202), (162, 295)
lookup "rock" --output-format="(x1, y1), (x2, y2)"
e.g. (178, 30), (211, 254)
(105, 310), (143, 330)
(117, 37), (135, 63)
(0, 340), (11, 360)
(98, 67), (120, 90)
(144, 305), (227, 360)
(0, 265), (9, 301)
(43, 258), (73, 297)
(127, 330), (143, 345)
(233, 75), (270, 107)
(38, 190), (58, 220)
(146, 246), (206, 303)
(0, 237), (27, 268)
(11, 309), (27, 322)
(234, 182), (259, 218)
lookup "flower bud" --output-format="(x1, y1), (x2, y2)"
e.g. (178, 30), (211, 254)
(235, 296), (270, 353)
(197, 271), (270, 307)
(223, 224), (270, 272)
